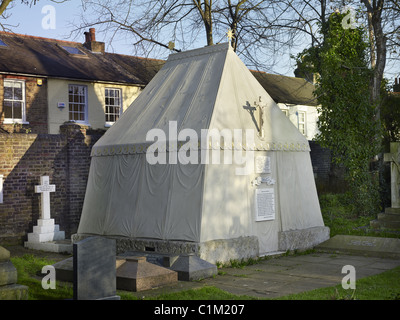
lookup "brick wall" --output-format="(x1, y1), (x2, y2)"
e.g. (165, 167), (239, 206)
(0, 123), (102, 244)
(0, 75), (48, 134)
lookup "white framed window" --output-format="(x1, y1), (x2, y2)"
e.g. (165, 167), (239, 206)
(3, 79), (27, 124)
(68, 84), (87, 123)
(105, 88), (122, 126)
(297, 111), (306, 135)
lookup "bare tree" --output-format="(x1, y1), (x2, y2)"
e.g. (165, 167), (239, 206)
(75, 1), (286, 69)
(74, 0), (398, 78)
(0, 0), (13, 16)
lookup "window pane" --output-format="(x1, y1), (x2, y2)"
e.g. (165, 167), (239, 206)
(3, 86), (13, 100)
(13, 102), (22, 119)
(4, 101), (12, 118)
(105, 88), (122, 123)
(14, 86), (23, 101)
(68, 85), (86, 122)
(61, 46), (85, 55)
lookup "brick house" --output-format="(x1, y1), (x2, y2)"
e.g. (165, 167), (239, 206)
(0, 28), (163, 134)
(0, 29), (163, 244)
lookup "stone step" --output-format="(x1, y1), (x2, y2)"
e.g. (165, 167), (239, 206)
(370, 219), (400, 230)
(385, 207), (400, 215)
(24, 239), (72, 253)
(377, 212), (400, 221)
(315, 235), (400, 259)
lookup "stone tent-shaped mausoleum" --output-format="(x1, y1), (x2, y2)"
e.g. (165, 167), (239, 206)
(74, 43), (329, 263)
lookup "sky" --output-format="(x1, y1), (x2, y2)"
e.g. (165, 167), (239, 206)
(4, 1), (81, 42)
(3, 0), (139, 56)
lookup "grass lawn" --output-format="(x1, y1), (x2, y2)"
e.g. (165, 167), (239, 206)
(11, 253), (400, 300)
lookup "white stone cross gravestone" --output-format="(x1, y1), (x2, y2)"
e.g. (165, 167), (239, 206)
(26, 176), (65, 243)
(384, 142), (400, 208)
(35, 176), (56, 220)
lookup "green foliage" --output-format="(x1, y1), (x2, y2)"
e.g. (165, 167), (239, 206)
(297, 11), (382, 216)
(320, 193), (400, 238)
(381, 84), (400, 145)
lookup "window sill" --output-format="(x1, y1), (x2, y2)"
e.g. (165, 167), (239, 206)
(104, 122), (116, 128)
(68, 120), (91, 126)
(3, 119), (29, 125)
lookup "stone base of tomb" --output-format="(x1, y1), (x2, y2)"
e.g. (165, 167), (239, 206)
(278, 226), (330, 252)
(72, 234), (259, 264)
(72, 227), (329, 264)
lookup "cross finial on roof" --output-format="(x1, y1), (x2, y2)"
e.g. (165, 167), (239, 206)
(168, 41), (175, 51)
(226, 29), (234, 42)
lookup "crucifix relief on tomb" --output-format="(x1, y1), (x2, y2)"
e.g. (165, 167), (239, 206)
(243, 96), (265, 139)
(384, 142), (400, 208)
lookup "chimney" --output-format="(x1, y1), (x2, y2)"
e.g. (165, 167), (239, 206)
(89, 28), (96, 41)
(83, 28), (105, 53)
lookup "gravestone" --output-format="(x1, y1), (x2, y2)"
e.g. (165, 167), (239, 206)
(0, 246), (28, 300)
(73, 237), (120, 300)
(116, 256), (177, 292)
(315, 235), (400, 259)
(371, 142), (400, 230)
(25, 176), (71, 253)
(384, 142), (400, 208)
